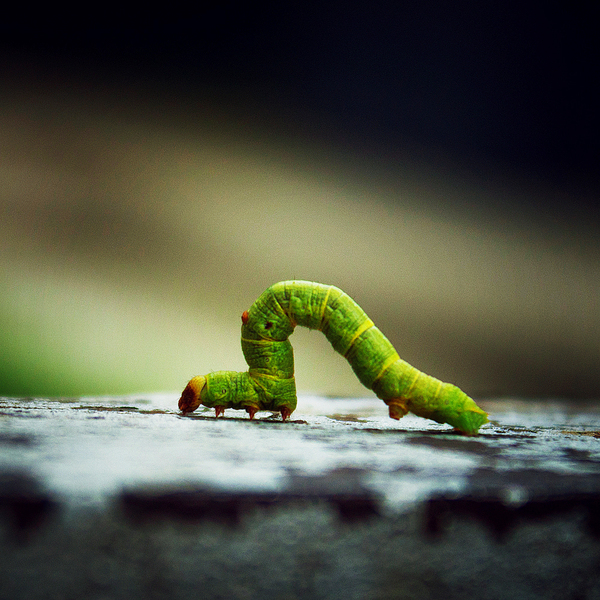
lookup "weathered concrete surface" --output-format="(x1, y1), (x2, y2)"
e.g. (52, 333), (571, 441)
(1, 395), (600, 599)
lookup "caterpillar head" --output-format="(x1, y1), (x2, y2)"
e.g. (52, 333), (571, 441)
(178, 375), (206, 413)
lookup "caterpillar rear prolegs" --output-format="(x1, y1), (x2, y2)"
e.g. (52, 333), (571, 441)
(178, 281), (488, 434)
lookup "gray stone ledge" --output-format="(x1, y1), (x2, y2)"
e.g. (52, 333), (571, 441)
(1, 395), (600, 599)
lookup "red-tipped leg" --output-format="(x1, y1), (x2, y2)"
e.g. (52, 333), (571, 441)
(387, 400), (408, 421)
(215, 406), (225, 417)
(280, 407), (292, 421)
(246, 406), (257, 420)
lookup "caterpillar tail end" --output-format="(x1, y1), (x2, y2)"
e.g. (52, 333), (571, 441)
(449, 406), (489, 436)
(386, 393), (488, 435)
(178, 375), (206, 414)
(428, 393), (488, 435)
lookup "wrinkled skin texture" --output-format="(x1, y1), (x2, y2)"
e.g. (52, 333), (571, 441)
(179, 281), (488, 434)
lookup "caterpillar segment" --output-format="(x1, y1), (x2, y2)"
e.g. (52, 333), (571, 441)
(178, 281), (488, 434)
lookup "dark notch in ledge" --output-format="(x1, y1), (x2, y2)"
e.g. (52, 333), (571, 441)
(121, 469), (379, 525)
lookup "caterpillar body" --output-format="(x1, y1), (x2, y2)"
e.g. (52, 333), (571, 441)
(179, 281), (488, 435)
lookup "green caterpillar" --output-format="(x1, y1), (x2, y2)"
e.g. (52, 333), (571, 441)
(179, 281), (488, 434)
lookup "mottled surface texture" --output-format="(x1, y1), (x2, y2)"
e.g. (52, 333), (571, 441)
(1, 395), (600, 599)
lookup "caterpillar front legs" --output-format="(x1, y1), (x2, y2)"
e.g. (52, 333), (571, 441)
(178, 373), (294, 421)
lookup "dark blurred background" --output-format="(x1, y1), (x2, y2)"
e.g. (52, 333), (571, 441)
(1, 4), (598, 399)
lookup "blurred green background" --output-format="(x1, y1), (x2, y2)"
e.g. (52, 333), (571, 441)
(1, 9), (598, 399)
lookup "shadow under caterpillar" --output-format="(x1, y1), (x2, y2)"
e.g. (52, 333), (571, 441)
(179, 281), (488, 435)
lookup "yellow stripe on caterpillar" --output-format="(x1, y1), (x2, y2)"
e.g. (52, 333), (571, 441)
(372, 351), (401, 385)
(317, 285), (333, 331)
(241, 337), (278, 346)
(404, 369), (422, 397)
(270, 288), (289, 320)
(248, 370), (281, 381)
(343, 318), (375, 357)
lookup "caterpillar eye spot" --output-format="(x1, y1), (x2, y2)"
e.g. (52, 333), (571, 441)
(241, 310), (249, 324)
(264, 322), (273, 330)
